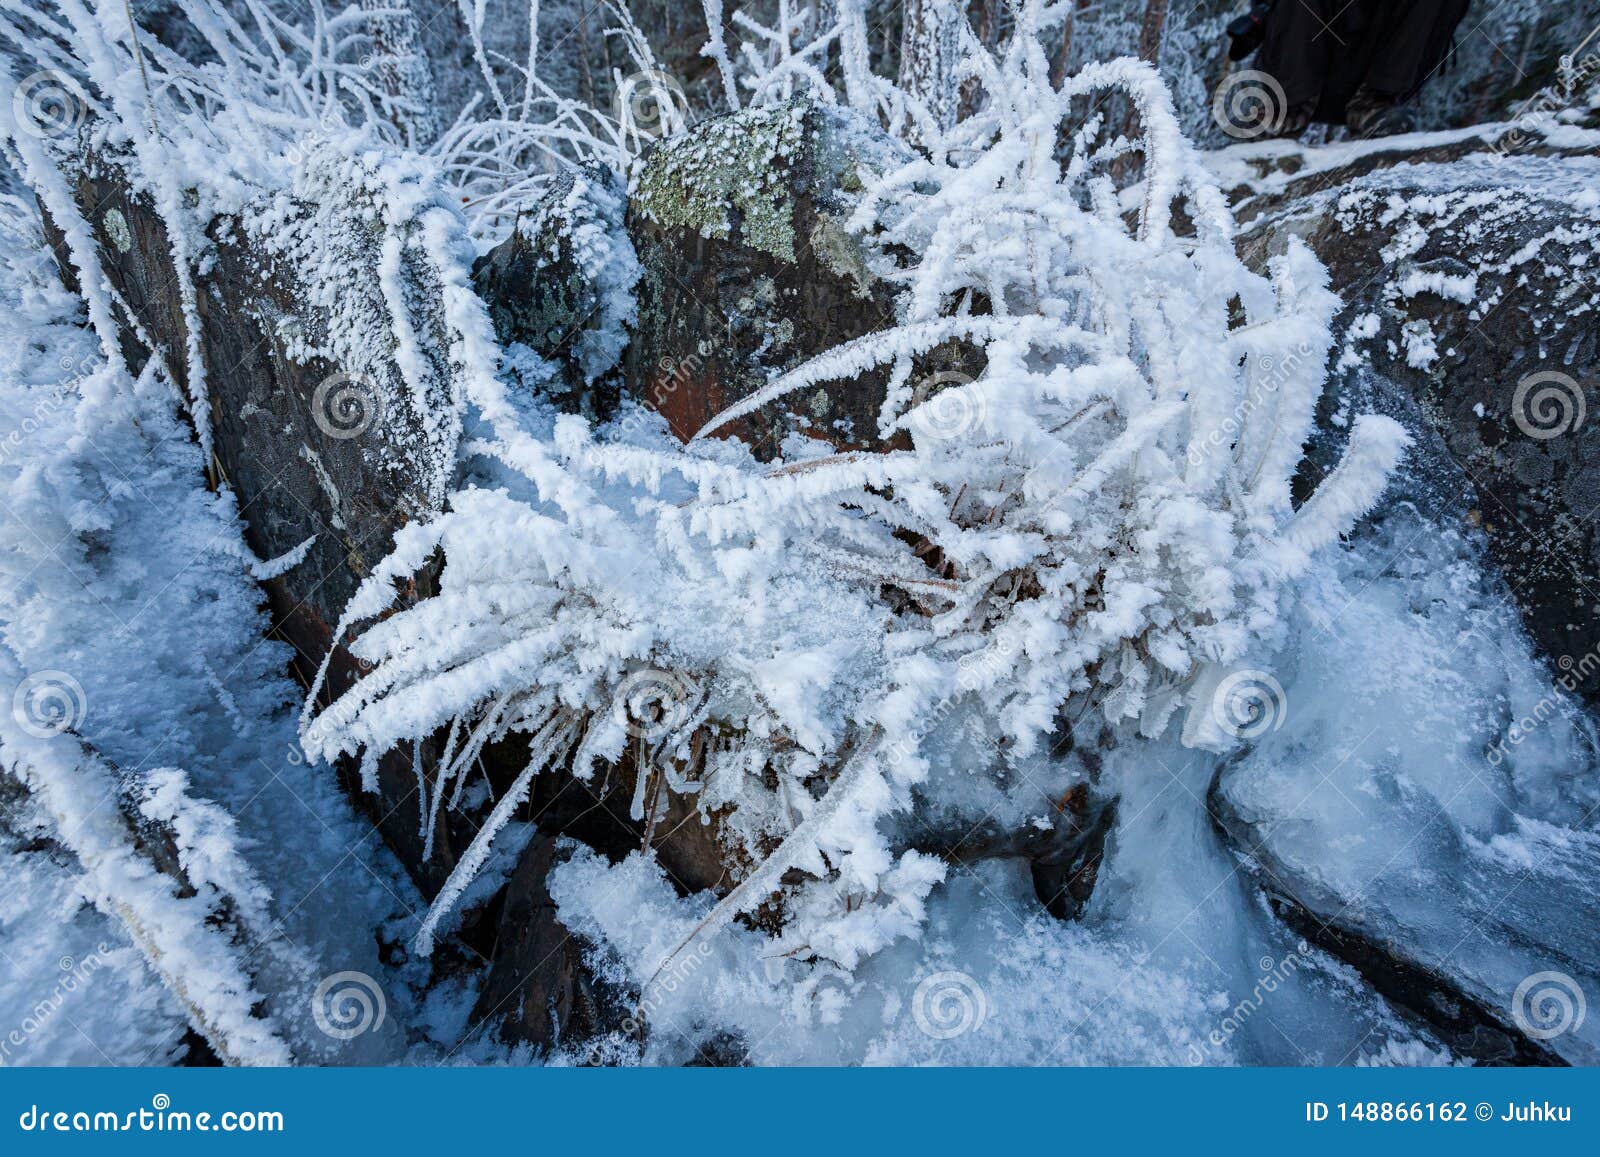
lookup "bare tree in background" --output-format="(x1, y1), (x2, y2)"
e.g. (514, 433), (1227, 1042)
(360, 0), (439, 145)
(1050, 0), (1076, 87)
(898, 0), (966, 132)
(805, 0), (840, 39)
(1136, 0), (1170, 65)
(1107, 0), (1171, 185)
(961, 0), (1003, 116)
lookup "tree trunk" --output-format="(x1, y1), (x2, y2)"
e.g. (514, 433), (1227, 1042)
(1136, 0), (1170, 65)
(359, 0), (439, 147)
(898, 0), (965, 133)
(806, 0), (840, 39)
(1051, 1), (1078, 88)
(961, 0), (1003, 117)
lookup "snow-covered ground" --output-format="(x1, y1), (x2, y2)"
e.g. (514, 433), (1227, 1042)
(546, 497), (1599, 1066)
(1, 0), (1595, 1068)
(0, 195), (437, 1065)
(5, 207), (1567, 1064)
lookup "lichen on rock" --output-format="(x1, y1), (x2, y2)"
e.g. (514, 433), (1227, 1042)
(632, 102), (809, 263)
(621, 100), (976, 459)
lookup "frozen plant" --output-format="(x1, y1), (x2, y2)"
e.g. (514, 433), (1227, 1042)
(301, 1), (1408, 988)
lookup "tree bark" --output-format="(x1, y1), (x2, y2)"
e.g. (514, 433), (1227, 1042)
(898, 0), (966, 133)
(359, 0), (439, 146)
(961, 0), (1003, 117)
(805, 0), (840, 39)
(1136, 0), (1171, 65)
(1051, 1), (1077, 88)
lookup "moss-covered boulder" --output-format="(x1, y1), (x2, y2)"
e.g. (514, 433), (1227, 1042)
(472, 168), (640, 418)
(623, 100), (971, 459)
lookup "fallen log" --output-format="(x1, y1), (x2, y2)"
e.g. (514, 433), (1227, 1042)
(38, 141), (482, 887)
(39, 141), (730, 1051)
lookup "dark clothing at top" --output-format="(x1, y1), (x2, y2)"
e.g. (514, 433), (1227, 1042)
(1255, 0), (1471, 124)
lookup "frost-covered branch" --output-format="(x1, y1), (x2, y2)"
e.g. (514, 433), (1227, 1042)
(0, 0), (1409, 1030)
(302, 5), (1406, 985)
